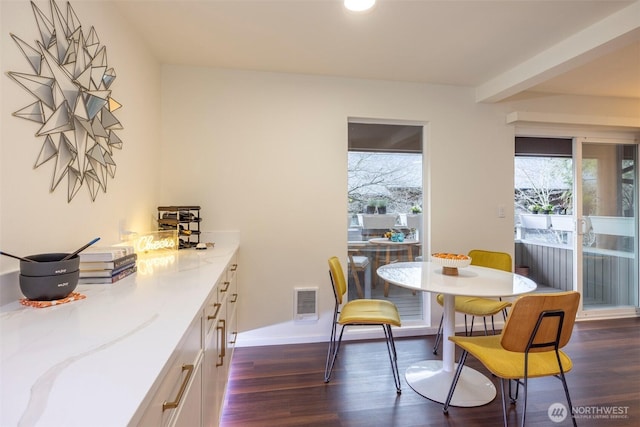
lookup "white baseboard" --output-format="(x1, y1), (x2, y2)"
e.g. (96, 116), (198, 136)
(234, 323), (502, 347)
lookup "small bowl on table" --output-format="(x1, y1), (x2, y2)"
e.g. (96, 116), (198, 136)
(431, 253), (472, 276)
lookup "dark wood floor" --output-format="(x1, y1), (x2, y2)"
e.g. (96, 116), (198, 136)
(220, 317), (640, 427)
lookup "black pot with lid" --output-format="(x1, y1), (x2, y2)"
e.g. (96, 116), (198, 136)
(19, 253), (80, 301)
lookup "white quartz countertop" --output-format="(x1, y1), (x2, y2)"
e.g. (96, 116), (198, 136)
(0, 243), (238, 427)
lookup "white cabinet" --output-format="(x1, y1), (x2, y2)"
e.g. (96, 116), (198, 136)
(203, 253), (239, 426)
(172, 353), (203, 427)
(202, 276), (226, 426)
(139, 249), (239, 427)
(138, 316), (203, 427)
(222, 253), (239, 365)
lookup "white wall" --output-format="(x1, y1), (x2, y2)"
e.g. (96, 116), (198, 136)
(160, 66), (639, 346)
(0, 0), (161, 278)
(160, 66), (519, 345)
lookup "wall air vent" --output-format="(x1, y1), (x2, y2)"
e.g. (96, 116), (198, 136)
(294, 287), (318, 321)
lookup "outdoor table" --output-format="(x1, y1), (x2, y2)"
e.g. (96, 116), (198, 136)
(369, 238), (420, 296)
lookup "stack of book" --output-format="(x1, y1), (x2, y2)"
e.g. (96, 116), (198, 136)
(79, 246), (137, 284)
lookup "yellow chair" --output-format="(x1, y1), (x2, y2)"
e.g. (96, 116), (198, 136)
(443, 291), (580, 427)
(433, 249), (513, 354)
(324, 256), (402, 393)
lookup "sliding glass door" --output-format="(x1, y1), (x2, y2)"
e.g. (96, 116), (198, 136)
(515, 136), (639, 316)
(576, 139), (639, 312)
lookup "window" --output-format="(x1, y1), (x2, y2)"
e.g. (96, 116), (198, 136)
(515, 137), (573, 245)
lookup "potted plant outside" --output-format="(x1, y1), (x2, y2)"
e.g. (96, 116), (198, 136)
(377, 199), (387, 215)
(366, 199), (376, 214)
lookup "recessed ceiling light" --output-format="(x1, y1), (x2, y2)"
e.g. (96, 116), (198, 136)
(344, 0), (376, 13)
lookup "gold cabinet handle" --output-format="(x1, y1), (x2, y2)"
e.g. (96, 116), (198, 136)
(230, 293), (238, 303)
(230, 263), (238, 272)
(207, 303), (222, 321)
(162, 364), (194, 412)
(230, 331), (238, 345)
(220, 281), (230, 293)
(216, 319), (226, 367)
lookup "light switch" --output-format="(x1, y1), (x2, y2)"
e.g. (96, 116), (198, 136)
(498, 205), (505, 218)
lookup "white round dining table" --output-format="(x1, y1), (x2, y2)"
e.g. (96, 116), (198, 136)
(376, 261), (537, 407)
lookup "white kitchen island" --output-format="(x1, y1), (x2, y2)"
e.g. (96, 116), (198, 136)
(0, 239), (239, 427)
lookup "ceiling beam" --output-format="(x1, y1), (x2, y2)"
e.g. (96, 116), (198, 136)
(476, 1), (640, 103)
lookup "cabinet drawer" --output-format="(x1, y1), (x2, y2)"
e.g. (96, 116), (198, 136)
(170, 352), (203, 427)
(138, 317), (202, 427)
(204, 278), (225, 336)
(218, 255), (237, 302)
(217, 276), (232, 302)
(226, 254), (238, 287)
(203, 300), (228, 427)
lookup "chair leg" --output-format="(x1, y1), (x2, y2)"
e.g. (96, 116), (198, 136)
(555, 353), (577, 427)
(323, 321), (336, 382)
(324, 324), (345, 383)
(383, 324), (402, 393)
(479, 316), (499, 337)
(520, 375), (528, 427)
(558, 372), (577, 427)
(433, 314), (444, 354)
(509, 379), (521, 403)
(443, 350), (468, 414)
(500, 297), (508, 321)
(499, 378), (508, 427)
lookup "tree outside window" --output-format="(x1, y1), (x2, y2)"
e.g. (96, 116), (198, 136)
(348, 151), (423, 215)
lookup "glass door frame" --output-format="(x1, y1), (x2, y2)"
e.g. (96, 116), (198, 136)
(346, 118), (429, 327)
(573, 136), (640, 319)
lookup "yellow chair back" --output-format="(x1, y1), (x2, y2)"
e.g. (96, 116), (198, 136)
(328, 256), (347, 304)
(468, 249), (512, 272)
(501, 291), (580, 353)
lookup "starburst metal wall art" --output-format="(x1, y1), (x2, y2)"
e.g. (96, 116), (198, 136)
(7, 0), (123, 202)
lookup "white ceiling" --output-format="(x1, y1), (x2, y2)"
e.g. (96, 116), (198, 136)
(112, 0), (640, 102)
